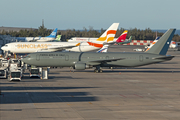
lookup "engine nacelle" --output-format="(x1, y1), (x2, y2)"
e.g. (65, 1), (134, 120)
(74, 63), (92, 70)
(75, 63), (86, 70)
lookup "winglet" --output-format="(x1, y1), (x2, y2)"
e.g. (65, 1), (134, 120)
(145, 29), (176, 55)
(76, 43), (81, 46)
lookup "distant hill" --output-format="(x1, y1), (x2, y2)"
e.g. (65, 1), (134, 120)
(0, 26), (37, 32)
(0, 26), (180, 36)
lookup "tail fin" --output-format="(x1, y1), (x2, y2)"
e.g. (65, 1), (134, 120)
(117, 35), (132, 45)
(145, 29), (176, 55)
(55, 35), (61, 41)
(145, 36), (160, 52)
(128, 36), (132, 42)
(96, 23), (119, 43)
(116, 30), (128, 43)
(46, 28), (58, 38)
(96, 45), (109, 53)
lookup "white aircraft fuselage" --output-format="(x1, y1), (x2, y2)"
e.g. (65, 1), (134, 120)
(1, 42), (105, 53)
(17, 37), (55, 42)
(68, 37), (118, 42)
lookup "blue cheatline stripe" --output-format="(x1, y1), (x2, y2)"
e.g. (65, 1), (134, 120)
(97, 48), (107, 53)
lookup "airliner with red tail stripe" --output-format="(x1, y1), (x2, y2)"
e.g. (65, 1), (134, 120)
(115, 30), (132, 45)
(116, 30), (128, 43)
(68, 30), (130, 44)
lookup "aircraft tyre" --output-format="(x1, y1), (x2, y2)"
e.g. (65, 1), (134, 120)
(94, 69), (98, 73)
(94, 69), (103, 73)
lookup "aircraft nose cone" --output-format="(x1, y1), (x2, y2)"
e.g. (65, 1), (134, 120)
(21, 57), (28, 63)
(1, 46), (5, 51)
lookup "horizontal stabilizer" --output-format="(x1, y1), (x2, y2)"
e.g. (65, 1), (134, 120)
(152, 56), (175, 60)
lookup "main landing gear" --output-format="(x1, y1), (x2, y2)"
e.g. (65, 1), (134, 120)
(94, 66), (103, 73)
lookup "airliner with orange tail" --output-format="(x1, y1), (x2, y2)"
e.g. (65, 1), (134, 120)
(68, 30), (131, 44)
(1, 23), (119, 53)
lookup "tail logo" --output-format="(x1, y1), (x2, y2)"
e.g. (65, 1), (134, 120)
(51, 32), (56, 36)
(116, 30), (128, 43)
(96, 30), (117, 42)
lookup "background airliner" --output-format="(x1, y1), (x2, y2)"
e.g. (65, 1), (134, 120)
(15, 28), (58, 42)
(68, 30), (130, 43)
(1, 23), (119, 53)
(145, 37), (178, 52)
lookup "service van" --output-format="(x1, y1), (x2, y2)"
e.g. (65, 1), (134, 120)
(0, 67), (8, 78)
(29, 68), (40, 78)
(9, 70), (21, 81)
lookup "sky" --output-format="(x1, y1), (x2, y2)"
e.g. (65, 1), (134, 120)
(0, 0), (180, 30)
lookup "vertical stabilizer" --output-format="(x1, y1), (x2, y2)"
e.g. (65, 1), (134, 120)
(145, 29), (176, 55)
(145, 37), (160, 52)
(96, 23), (119, 43)
(116, 30), (128, 43)
(55, 35), (61, 41)
(96, 45), (109, 53)
(46, 28), (58, 38)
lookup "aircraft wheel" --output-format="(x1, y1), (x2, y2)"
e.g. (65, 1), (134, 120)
(99, 69), (103, 73)
(94, 69), (99, 73)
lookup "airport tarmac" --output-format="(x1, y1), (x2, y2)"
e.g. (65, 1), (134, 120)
(0, 45), (180, 120)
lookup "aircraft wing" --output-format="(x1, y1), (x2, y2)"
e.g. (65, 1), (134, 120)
(85, 58), (125, 66)
(28, 39), (40, 42)
(40, 43), (80, 52)
(104, 41), (116, 45)
(89, 58), (125, 63)
(26, 37), (41, 42)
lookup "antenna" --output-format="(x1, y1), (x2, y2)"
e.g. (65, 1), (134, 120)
(156, 31), (157, 38)
(42, 19), (44, 27)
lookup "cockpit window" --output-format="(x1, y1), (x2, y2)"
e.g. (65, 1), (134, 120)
(5, 45), (8, 47)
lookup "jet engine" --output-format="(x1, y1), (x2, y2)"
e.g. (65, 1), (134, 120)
(74, 63), (92, 70)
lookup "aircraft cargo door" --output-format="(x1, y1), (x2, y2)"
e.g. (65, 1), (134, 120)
(36, 54), (40, 61)
(139, 55), (143, 62)
(106, 56), (109, 60)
